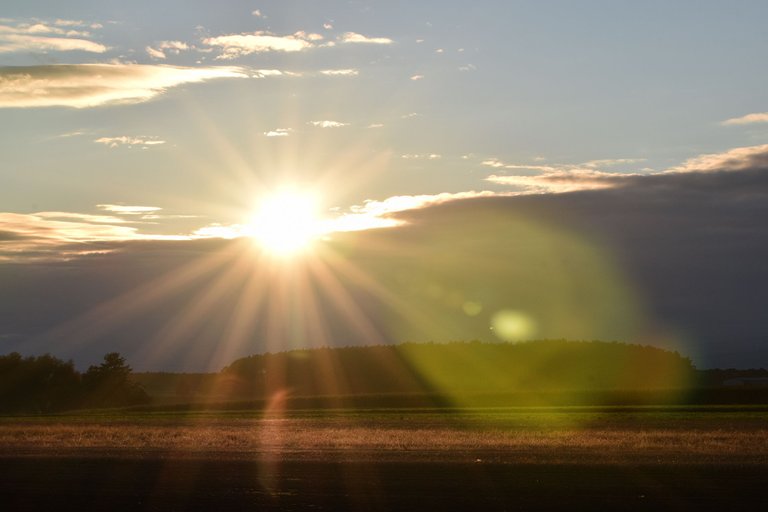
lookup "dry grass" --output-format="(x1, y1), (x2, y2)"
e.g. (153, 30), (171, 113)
(2, 410), (767, 464)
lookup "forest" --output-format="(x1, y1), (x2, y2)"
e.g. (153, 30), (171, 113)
(2, 340), (702, 413)
(0, 352), (149, 413)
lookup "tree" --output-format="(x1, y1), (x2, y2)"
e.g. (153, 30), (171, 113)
(0, 352), (81, 413)
(82, 352), (149, 407)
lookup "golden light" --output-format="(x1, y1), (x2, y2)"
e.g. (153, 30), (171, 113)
(246, 189), (326, 256)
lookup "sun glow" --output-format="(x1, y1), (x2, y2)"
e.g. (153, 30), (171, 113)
(246, 189), (326, 256)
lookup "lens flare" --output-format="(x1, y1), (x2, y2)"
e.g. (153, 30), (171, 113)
(491, 309), (537, 342)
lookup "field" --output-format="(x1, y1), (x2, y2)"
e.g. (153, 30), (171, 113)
(2, 406), (768, 510)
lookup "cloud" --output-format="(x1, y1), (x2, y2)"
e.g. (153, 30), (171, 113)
(319, 69), (359, 76)
(340, 32), (393, 45)
(582, 158), (646, 168)
(94, 136), (166, 148)
(4, 146), (768, 370)
(97, 205), (162, 215)
(53, 19), (98, 29)
(325, 191), (504, 233)
(252, 69), (301, 78)
(722, 112), (768, 126)
(0, 21), (90, 37)
(666, 144), (768, 173)
(264, 128), (291, 137)
(251, 10), (263, 18)
(0, 64), (247, 108)
(55, 130), (86, 138)
(308, 120), (349, 128)
(483, 146), (768, 195)
(146, 40), (189, 59)
(486, 170), (624, 194)
(410, 74), (424, 81)
(0, 19), (106, 53)
(145, 46), (166, 59)
(203, 31), (318, 59)
(0, 33), (106, 53)
(481, 157), (647, 194)
(401, 153), (441, 160)
(33, 211), (129, 224)
(0, 212), (184, 261)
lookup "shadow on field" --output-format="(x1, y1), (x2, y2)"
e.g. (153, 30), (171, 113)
(1, 456), (766, 511)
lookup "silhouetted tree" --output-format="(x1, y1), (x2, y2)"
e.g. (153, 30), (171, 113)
(82, 352), (149, 407)
(0, 352), (80, 413)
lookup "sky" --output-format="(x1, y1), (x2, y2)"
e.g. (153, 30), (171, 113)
(1, 1), (768, 371)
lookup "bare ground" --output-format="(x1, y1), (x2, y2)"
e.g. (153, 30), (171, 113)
(1, 409), (767, 510)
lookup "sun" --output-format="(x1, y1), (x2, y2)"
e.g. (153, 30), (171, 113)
(246, 189), (326, 256)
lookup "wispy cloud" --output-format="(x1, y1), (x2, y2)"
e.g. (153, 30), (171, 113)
(340, 146), (768, 221)
(203, 31), (320, 59)
(94, 135), (166, 148)
(486, 170), (624, 194)
(264, 128), (291, 137)
(97, 205), (162, 215)
(410, 74), (424, 81)
(145, 40), (189, 60)
(666, 144), (768, 173)
(0, 64), (247, 108)
(481, 157), (647, 194)
(484, 146), (768, 195)
(481, 157), (644, 172)
(0, 19), (106, 53)
(308, 120), (349, 128)
(582, 158), (646, 168)
(326, 191), (504, 232)
(401, 153), (441, 160)
(340, 32), (393, 45)
(55, 130), (86, 139)
(0, 211), (185, 262)
(319, 69), (359, 76)
(722, 112), (768, 126)
(53, 19), (102, 29)
(33, 211), (129, 224)
(145, 46), (165, 59)
(246, 69), (302, 78)
(0, 34), (106, 53)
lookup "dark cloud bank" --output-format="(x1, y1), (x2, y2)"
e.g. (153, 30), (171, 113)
(2, 162), (767, 371)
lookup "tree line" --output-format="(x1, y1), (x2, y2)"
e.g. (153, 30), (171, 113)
(1, 340), (704, 412)
(219, 340), (696, 399)
(0, 352), (149, 413)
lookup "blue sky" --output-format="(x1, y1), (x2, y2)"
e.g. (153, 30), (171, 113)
(2, 1), (768, 369)
(2, 1), (768, 236)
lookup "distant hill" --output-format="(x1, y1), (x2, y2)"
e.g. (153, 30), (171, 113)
(207, 340), (693, 400)
(131, 342), (768, 408)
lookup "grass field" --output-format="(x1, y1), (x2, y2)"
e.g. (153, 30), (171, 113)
(2, 406), (768, 510)
(2, 406), (768, 464)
